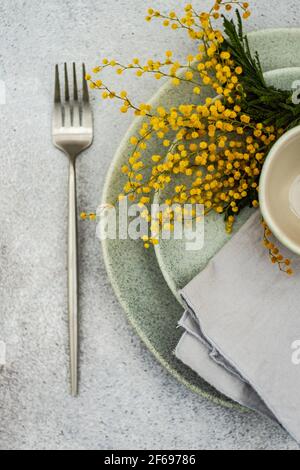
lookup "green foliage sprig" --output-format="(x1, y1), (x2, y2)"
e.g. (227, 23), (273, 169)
(223, 11), (300, 129)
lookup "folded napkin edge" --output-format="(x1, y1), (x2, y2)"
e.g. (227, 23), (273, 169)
(178, 299), (300, 444)
(175, 331), (279, 425)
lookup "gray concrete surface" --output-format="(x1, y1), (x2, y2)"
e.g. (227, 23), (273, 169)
(0, 0), (300, 450)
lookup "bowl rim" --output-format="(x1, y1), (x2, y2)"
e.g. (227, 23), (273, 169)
(259, 125), (300, 256)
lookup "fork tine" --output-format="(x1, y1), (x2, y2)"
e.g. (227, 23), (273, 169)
(54, 65), (61, 103)
(53, 65), (63, 129)
(73, 63), (79, 102)
(82, 63), (93, 129)
(64, 63), (70, 102)
(64, 63), (72, 128)
(82, 63), (89, 103)
(72, 63), (80, 127)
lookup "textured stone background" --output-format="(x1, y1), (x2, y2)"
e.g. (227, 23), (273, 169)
(0, 0), (300, 450)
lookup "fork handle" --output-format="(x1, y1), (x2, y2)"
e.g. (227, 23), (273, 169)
(68, 158), (78, 396)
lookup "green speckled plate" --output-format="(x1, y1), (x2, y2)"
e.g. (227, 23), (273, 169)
(102, 29), (300, 409)
(154, 67), (300, 302)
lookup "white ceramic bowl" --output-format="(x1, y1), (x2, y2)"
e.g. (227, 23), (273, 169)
(260, 125), (300, 255)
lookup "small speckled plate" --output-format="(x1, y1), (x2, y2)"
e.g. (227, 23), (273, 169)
(102, 29), (300, 409)
(154, 67), (300, 302)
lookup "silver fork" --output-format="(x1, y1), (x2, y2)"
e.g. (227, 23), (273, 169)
(52, 63), (93, 396)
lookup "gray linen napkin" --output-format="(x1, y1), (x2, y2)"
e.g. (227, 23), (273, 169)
(175, 211), (300, 442)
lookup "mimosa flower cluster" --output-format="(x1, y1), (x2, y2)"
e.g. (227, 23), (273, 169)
(86, 0), (294, 273)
